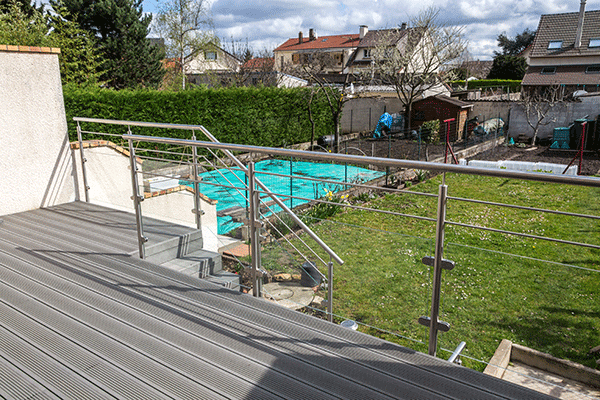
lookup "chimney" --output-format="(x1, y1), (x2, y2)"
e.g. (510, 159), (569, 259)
(400, 22), (407, 30)
(309, 28), (317, 41)
(359, 25), (368, 39)
(575, 0), (586, 48)
(299, 31), (303, 44)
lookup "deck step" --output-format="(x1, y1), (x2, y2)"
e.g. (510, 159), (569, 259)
(160, 250), (241, 291)
(143, 230), (203, 265)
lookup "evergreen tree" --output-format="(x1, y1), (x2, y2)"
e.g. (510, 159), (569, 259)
(0, 0), (48, 45)
(48, 6), (102, 85)
(0, 0), (43, 17)
(495, 28), (535, 56)
(52, 0), (165, 89)
(486, 55), (528, 80)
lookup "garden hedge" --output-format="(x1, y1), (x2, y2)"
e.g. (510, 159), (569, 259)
(63, 85), (335, 150)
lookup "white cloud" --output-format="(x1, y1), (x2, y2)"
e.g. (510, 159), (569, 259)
(146, 0), (600, 60)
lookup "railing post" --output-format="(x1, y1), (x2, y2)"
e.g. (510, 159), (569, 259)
(248, 162), (263, 297)
(126, 126), (147, 259)
(191, 133), (202, 230)
(327, 258), (333, 322)
(428, 183), (448, 356)
(76, 122), (90, 202)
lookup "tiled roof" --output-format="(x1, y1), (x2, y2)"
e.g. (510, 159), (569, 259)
(357, 28), (410, 48)
(242, 57), (274, 70)
(530, 9), (600, 58)
(274, 34), (360, 52)
(522, 65), (600, 86)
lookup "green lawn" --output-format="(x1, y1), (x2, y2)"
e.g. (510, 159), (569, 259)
(260, 173), (600, 371)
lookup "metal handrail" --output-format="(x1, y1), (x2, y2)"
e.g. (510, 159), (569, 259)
(72, 117), (600, 188)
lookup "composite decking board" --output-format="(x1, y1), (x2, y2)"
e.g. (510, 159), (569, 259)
(0, 269), (252, 400)
(0, 356), (60, 400)
(0, 318), (115, 399)
(3, 229), (529, 400)
(0, 228), (421, 399)
(0, 203), (556, 400)
(0, 245), (322, 400)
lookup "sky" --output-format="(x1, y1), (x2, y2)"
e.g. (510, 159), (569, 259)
(142, 0), (600, 60)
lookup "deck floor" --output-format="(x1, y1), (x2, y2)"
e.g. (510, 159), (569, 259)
(0, 202), (554, 399)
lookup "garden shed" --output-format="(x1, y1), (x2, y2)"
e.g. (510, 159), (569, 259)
(411, 95), (473, 141)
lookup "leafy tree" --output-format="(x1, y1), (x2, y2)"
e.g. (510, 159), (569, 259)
(155, 0), (213, 90)
(495, 28), (535, 56)
(0, 0), (49, 46)
(368, 7), (466, 130)
(52, 0), (165, 89)
(486, 55), (527, 80)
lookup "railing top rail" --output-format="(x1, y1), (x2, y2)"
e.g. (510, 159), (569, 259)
(122, 133), (600, 188)
(73, 117), (600, 187)
(74, 117), (206, 131)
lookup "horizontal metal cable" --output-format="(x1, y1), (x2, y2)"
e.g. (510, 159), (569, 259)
(253, 190), (438, 223)
(446, 221), (600, 250)
(447, 196), (600, 220)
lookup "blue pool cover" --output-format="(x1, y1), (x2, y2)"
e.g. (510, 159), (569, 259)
(182, 159), (384, 234)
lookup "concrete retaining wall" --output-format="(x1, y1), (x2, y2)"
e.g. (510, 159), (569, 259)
(340, 96), (404, 134)
(508, 97), (600, 140)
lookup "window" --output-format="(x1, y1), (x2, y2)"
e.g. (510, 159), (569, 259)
(589, 38), (600, 48)
(586, 65), (600, 73)
(541, 66), (556, 74)
(205, 51), (217, 60)
(547, 40), (562, 50)
(363, 49), (371, 58)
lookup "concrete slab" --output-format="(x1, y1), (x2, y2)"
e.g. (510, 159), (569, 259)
(262, 281), (317, 310)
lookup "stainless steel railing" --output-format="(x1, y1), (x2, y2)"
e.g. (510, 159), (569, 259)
(74, 117), (600, 359)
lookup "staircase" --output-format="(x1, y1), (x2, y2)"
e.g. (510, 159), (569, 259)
(142, 225), (240, 290)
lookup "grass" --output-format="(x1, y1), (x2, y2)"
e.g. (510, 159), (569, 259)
(258, 173), (600, 371)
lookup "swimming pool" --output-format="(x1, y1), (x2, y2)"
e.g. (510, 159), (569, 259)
(183, 159), (384, 234)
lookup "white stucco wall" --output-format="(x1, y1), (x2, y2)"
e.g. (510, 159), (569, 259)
(0, 50), (77, 216)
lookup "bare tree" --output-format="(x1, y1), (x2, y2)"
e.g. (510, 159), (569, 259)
(285, 52), (355, 152)
(155, 0), (214, 90)
(368, 7), (466, 130)
(521, 85), (565, 144)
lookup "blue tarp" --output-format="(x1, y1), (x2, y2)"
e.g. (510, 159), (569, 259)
(373, 112), (393, 138)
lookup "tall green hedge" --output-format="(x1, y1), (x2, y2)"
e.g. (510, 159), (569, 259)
(63, 85), (334, 149)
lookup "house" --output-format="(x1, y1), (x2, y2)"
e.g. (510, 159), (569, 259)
(411, 95), (473, 140)
(344, 24), (412, 74)
(274, 28), (360, 73)
(185, 43), (242, 75)
(345, 24), (450, 99)
(522, 1), (600, 95)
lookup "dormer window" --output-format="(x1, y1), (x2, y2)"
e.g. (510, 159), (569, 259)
(363, 49), (371, 58)
(589, 38), (600, 48)
(541, 67), (556, 74)
(205, 51), (217, 60)
(547, 40), (562, 50)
